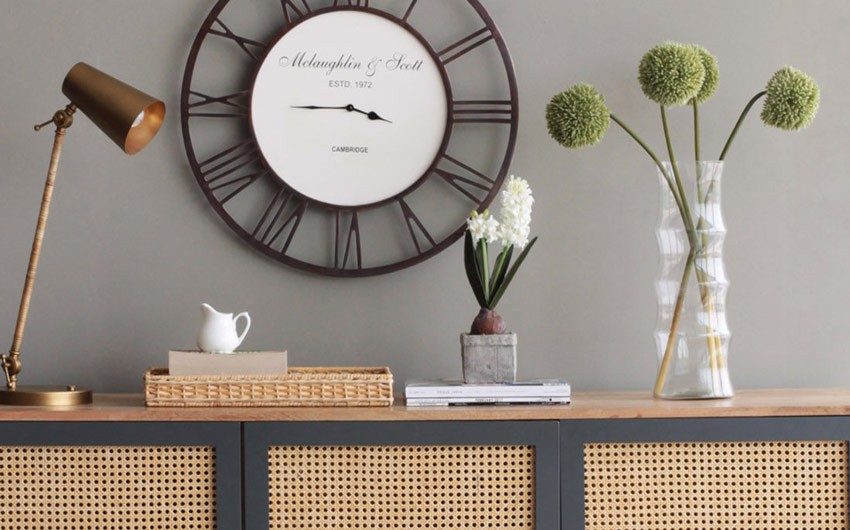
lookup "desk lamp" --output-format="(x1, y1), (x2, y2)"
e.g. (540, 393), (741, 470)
(0, 62), (165, 406)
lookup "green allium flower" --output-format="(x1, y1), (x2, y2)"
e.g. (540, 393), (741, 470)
(638, 41), (705, 106)
(761, 66), (820, 130)
(546, 84), (610, 149)
(688, 44), (719, 104)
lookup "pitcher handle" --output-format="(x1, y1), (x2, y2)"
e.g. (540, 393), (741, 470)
(233, 312), (251, 348)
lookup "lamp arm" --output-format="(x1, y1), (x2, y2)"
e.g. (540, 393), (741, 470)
(2, 105), (76, 390)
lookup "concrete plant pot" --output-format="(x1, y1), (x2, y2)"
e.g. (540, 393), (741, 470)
(460, 332), (517, 384)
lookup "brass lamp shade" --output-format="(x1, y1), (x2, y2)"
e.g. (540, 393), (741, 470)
(62, 62), (165, 155)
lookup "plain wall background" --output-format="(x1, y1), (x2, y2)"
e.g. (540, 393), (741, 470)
(1, 0), (847, 393)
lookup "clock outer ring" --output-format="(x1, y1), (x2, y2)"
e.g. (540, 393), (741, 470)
(181, 0), (519, 277)
(247, 5), (454, 212)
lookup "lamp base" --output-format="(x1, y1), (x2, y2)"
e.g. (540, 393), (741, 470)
(0, 385), (92, 406)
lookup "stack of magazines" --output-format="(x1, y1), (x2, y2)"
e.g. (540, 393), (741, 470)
(405, 379), (570, 406)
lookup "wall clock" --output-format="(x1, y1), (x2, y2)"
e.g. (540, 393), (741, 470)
(181, 0), (518, 276)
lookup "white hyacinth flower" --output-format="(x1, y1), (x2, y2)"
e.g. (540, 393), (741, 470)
(467, 210), (501, 244)
(498, 175), (534, 249)
(483, 215), (501, 242)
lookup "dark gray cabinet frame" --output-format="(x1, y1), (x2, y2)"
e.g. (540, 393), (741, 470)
(0, 421), (242, 530)
(560, 416), (850, 530)
(5, 416), (847, 530)
(243, 420), (561, 530)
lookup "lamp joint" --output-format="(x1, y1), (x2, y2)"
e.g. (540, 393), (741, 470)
(34, 104), (77, 133)
(1, 353), (20, 389)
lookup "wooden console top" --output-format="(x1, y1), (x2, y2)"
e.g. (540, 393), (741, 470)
(0, 389), (849, 421)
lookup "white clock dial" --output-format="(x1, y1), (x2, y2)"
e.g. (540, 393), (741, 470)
(251, 10), (449, 207)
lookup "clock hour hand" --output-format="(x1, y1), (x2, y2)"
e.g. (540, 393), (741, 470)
(345, 105), (393, 123)
(290, 104), (392, 123)
(366, 111), (392, 123)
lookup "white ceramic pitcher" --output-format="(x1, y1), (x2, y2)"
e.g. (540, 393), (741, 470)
(197, 303), (251, 354)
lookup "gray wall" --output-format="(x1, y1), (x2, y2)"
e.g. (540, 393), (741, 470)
(1, 0), (847, 393)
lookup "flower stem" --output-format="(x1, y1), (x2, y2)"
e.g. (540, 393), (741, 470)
(692, 101), (700, 162)
(660, 106), (696, 243)
(693, 167), (724, 390)
(610, 114), (663, 169)
(654, 249), (696, 397)
(719, 90), (767, 160)
(610, 114), (687, 223)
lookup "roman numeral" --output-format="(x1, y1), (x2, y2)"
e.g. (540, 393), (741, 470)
(335, 211), (362, 270)
(252, 188), (306, 253)
(281, 0), (311, 24)
(402, 0), (418, 22)
(253, 188), (287, 241)
(209, 18), (266, 61)
(399, 199), (436, 255)
(438, 28), (493, 65)
(333, 0), (368, 6)
(198, 140), (264, 204)
(187, 90), (249, 118)
(452, 100), (513, 124)
(435, 154), (495, 203)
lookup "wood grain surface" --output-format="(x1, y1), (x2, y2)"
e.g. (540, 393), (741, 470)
(2, 389), (850, 422)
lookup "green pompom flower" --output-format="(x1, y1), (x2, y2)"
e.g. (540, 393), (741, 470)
(761, 66), (820, 130)
(546, 84), (610, 149)
(638, 41), (705, 106)
(688, 44), (719, 103)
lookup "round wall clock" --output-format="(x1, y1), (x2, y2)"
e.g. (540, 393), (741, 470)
(181, 0), (518, 276)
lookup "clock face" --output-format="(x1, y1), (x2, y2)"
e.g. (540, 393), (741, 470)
(181, 0), (518, 277)
(251, 10), (448, 207)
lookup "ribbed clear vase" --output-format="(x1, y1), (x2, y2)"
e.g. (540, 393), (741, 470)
(654, 161), (732, 399)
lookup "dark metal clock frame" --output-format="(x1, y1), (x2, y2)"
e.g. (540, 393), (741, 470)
(181, 0), (519, 277)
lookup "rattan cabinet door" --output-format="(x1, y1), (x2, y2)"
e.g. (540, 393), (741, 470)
(561, 417), (850, 530)
(0, 422), (241, 530)
(244, 421), (559, 530)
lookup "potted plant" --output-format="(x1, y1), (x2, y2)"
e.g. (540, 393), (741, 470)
(461, 176), (538, 384)
(546, 42), (820, 399)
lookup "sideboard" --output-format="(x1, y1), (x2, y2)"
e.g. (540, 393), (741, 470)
(2, 389), (850, 530)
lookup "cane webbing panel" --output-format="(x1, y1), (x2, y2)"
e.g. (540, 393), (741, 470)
(269, 445), (535, 529)
(0, 446), (216, 530)
(584, 441), (848, 530)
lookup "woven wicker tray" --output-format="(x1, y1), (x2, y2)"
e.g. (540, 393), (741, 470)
(144, 367), (393, 407)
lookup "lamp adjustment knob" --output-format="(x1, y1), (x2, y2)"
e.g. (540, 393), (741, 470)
(2, 354), (22, 377)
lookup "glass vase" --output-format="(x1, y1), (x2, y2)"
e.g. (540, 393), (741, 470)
(654, 161), (732, 399)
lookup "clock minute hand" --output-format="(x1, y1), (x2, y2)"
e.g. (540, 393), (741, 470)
(290, 105), (348, 110)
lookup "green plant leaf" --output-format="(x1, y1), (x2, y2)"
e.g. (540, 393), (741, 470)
(488, 237), (538, 310)
(478, 239), (490, 298)
(488, 245), (514, 304)
(464, 231), (487, 307)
